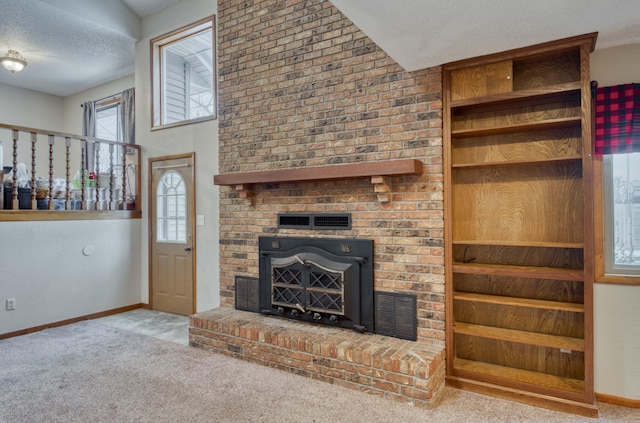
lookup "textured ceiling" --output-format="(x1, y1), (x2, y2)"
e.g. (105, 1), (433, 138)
(0, 0), (638, 98)
(0, 0), (182, 97)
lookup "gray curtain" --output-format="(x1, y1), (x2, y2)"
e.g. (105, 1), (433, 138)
(82, 101), (96, 171)
(119, 88), (135, 144)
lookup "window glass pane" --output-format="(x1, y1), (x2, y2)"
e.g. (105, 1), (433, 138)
(95, 103), (122, 173)
(609, 153), (640, 268)
(156, 170), (187, 243)
(96, 105), (119, 140)
(159, 27), (214, 126)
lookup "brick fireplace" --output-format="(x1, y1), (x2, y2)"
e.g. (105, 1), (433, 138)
(189, 0), (446, 407)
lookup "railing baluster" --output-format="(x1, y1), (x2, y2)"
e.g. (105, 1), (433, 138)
(95, 141), (100, 210)
(80, 139), (86, 210)
(30, 132), (37, 210)
(48, 135), (55, 210)
(12, 129), (18, 210)
(109, 143), (114, 211)
(65, 137), (71, 210)
(121, 147), (127, 210)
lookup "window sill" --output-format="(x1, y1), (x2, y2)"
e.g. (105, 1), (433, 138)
(0, 210), (142, 221)
(151, 115), (216, 131)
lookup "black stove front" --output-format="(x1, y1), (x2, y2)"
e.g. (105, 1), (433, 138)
(259, 236), (374, 333)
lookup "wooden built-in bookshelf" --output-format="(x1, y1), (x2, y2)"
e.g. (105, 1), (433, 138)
(443, 33), (597, 417)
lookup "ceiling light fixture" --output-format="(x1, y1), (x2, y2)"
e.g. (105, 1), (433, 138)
(1, 50), (27, 73)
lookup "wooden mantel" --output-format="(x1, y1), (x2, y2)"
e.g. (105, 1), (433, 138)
(213, 159), (423, 202)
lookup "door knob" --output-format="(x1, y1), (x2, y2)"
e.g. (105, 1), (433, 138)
(184, 246), (192, 252)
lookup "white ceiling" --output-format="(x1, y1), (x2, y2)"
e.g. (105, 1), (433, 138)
(121, 0), (184, 19)
(0, 0), (182, 96)
(331, 0), (640, 71)
(0, 0), (638, 97)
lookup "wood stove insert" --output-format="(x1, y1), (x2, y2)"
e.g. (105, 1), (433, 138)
(259, 236), (374, 333)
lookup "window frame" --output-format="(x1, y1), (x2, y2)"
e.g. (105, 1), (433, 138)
(150, 15), (217, 131)
(594, 154), (640, 285)
(95, 99), (122, 141)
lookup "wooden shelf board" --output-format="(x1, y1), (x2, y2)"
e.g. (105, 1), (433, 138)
(454, 322), (584, 351)
(453, 291), (584, 312)
(0, 210), (142, 221)
(446, 375), (597, 417)
(452, 156), (581, 169)
(452, 239), (584, 249)
(452, 262), (583, 281)
(213, 159), (423, 186)
(451, 117), (581, 138)
(452, 358), (586, 395)
(450, 81), (582, 109)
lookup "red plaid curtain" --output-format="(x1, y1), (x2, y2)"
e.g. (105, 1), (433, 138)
(595, 83), (640, 155)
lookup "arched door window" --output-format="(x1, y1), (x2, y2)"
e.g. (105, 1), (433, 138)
(157, 171), (186, 242)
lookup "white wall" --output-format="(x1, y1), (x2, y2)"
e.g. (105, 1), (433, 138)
(591, 43), (640, 400)
(0, 78), (142, 336)
(0, 220), (141, 334)
(0, 83), (64, 131)
(136, 0), (220, 312)
(63, 74), (135, 135)
(0, 84), (66, 172)
(1, 0), (220, 336)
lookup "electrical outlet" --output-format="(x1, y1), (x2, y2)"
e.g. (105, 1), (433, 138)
(6, 298), (16, 311)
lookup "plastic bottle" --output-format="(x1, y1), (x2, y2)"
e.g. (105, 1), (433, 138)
(73, 170), (82, 189)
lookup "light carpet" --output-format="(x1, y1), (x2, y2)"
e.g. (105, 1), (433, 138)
(0, 320), (636, 423)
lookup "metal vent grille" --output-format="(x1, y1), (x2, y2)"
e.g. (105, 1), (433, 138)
(278, 213), (351, 230)
(278, 215), (311, 228)
(313, 214), (350, 228)
(235, 276), (260, 312)
(375, 292), (417, 341)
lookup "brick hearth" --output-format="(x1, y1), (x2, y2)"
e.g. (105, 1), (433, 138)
(190, 308), (446, 407)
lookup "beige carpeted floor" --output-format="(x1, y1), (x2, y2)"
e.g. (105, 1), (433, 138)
(0, 317), (637, 423)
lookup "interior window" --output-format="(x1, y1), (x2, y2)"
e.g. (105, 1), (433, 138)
(151, 16), (216, 129)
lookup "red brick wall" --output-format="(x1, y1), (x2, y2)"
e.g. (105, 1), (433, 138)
(217, 0), (444, 345)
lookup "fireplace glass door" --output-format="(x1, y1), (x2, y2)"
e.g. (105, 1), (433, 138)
(271, 253), (349, 316)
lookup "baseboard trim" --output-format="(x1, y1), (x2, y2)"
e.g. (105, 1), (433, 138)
(596, 392), (640, 409)
(0, 303), (146, 340)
